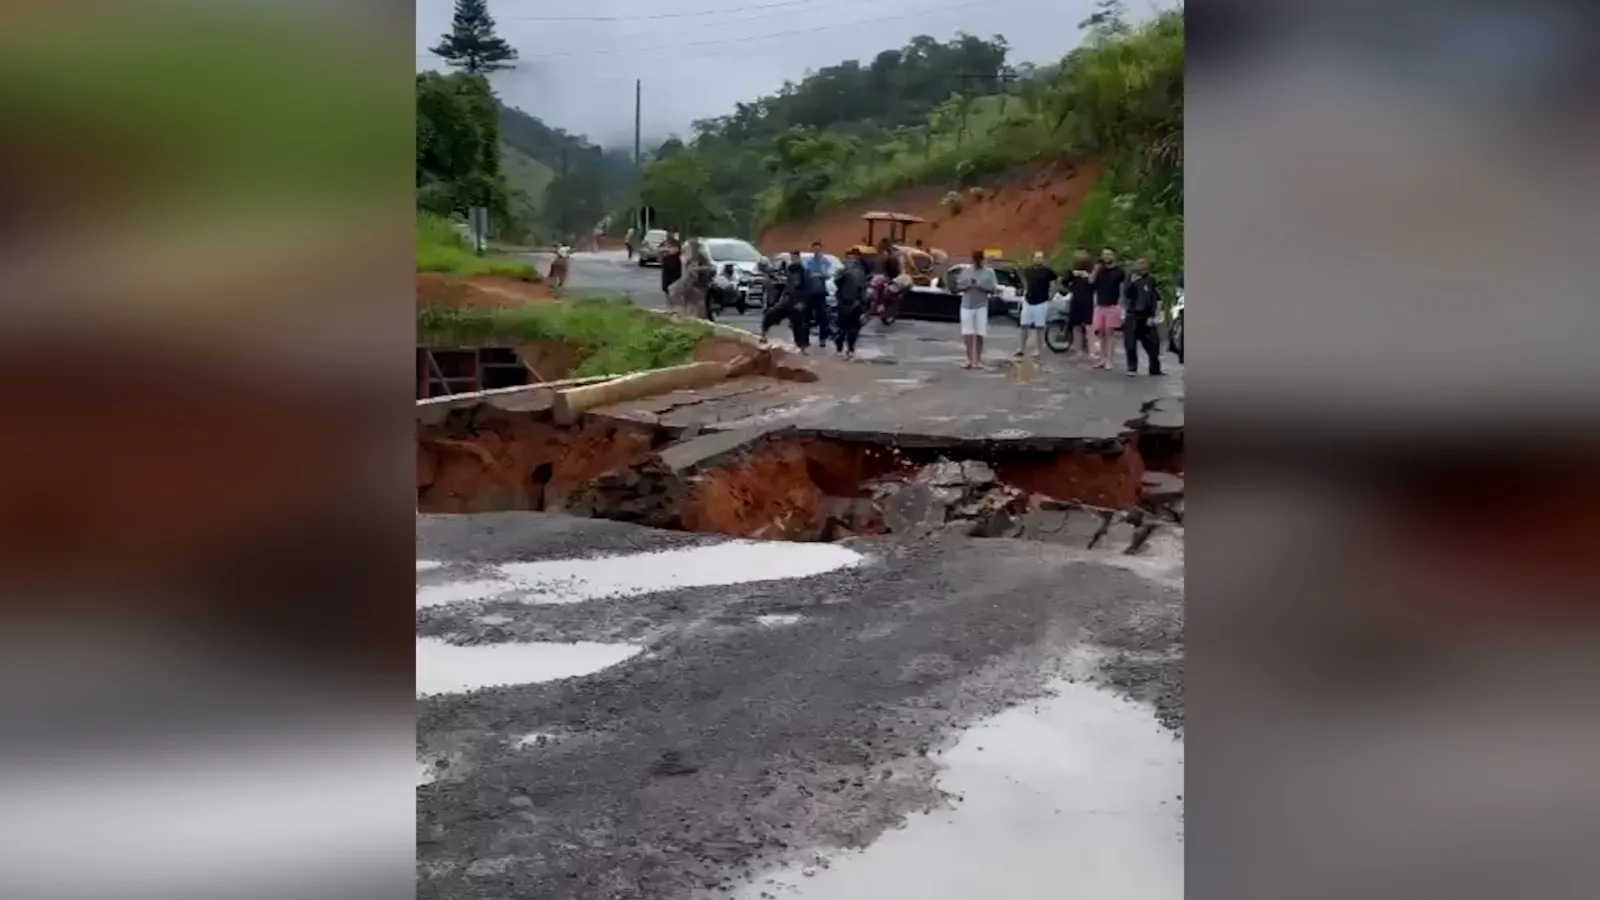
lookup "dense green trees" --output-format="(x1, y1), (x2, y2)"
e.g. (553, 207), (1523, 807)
(497, 103), (636, 240)
(1054, 7), (1184, 283)
(658, 32), (1012, 232)
(637, 11), (1183, 284)
(415, 71), (509, 227)
(640, 154), (728, 237)
(418, 3), (632, 242)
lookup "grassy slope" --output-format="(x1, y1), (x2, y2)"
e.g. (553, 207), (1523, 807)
(416, 212), (707, 377)
(416, 212), (542, 280)
(417, 300), (708, 378)
(500, 142), (556, 219)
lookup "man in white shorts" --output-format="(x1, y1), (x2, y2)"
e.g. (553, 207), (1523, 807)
(957, 250), (997, 369)
(1016, 250), (1058, 358)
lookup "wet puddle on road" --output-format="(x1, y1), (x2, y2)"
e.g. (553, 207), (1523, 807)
(417, 542), (865, 608)
(734, 680), (1183, 900)
(415, 637), (644, 697)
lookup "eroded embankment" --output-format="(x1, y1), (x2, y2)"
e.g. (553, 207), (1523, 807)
(758, 158), (1099, 260)
(417, 398), (1184, 543)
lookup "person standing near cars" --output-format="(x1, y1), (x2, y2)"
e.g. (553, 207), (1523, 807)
(1016, 250), (1057, 358)
(1089, 247), (1126, 369)
(804, 241), (832, 348)
(623, 225), (636, 261)
(957, 250), (997, 369)
(1121, 258), (1164, 376)
(659, 233), (683, 310)
(760, 250), (811, 352)
(1065, 248), (1096, 354)
(832, 250), (869, 358)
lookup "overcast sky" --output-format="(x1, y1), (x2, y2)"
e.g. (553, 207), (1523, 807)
(416, 0), (1113, 147)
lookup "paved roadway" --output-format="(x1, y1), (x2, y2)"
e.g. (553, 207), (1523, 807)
(417, 513), (1184, 900)
(526, 250), (1186, 379)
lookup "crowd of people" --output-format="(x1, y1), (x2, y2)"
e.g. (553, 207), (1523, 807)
(757, 239), (913, 359)
(1015, 247), (1167, 377)
(644, 232), (1172, 376)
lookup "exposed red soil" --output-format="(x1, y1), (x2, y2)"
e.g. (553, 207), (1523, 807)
(799, 438), (913, 495)
(416, 272), (557, 310)
(417, 413), (659, 514)
(680, 441), (827, 541)
(758, 158), (1100, 261)
(995, 441), (1145, 509)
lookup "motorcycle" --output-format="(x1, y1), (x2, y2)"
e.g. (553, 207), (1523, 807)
(867, 274), (902, 326)
(1043, 293), (1074, 353)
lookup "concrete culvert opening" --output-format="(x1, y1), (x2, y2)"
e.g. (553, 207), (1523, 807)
(418, 404), (1183, 545)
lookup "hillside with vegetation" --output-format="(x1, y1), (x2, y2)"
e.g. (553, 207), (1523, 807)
(640, 0), (1182, 280)
(418, 0), (635, 243)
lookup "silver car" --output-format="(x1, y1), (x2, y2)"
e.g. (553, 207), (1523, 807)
(636, 228), (669, 266)
(700, 237), (767, 312)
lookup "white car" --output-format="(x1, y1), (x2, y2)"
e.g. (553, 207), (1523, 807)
(700, 237), (767, 312)
(933, 262), (1025, 319)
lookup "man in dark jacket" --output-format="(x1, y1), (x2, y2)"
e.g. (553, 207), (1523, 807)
(1121, 258), (1164, 376)
(1064, 248), (1096, 354)
(659, 235), (683, 306)
(832, 251), (869, 358)
(760, 251), (811, 352)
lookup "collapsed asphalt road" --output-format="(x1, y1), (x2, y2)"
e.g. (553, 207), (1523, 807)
(416, 512), (1183, 899)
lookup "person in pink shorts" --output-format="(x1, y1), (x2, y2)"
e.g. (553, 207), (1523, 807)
(1088, 248), (1127, 369)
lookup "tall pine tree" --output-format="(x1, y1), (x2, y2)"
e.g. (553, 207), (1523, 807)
(431, 0), (517, 75)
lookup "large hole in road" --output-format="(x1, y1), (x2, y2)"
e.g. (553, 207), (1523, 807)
(417, 405), (1183, 545)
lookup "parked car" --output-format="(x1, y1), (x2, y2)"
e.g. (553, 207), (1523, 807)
(636, 228), (669, 266)
(700, 237), (767, 312)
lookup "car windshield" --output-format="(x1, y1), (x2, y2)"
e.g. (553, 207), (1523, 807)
(704, 239), (761, 262)
(644, 229), (667, 242)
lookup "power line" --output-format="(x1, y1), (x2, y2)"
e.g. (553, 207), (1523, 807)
(515, 0), (1000, 59)
(493, 0), (848, 22)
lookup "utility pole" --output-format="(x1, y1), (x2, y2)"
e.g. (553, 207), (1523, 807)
(633, 78), (643, 233)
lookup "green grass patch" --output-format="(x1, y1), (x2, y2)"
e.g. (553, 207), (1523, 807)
(417, 298), (710, 378)
(417, 212), (541, 280)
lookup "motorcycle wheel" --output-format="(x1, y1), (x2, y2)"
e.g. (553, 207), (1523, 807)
(736, 298), (748, 314)
(1043, 319), (1072, 353)
(1170, 315), (1183, 362)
